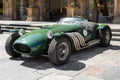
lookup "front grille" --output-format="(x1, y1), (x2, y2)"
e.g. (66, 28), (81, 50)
(14, 43), (31, 53)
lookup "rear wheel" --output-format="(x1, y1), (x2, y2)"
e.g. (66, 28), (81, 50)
(48, 37), (71, 65)
(99, 27), (112, 47)
(5, 33), (21, 57)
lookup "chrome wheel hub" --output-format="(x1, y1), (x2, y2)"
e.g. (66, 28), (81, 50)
(57, 42), (69, 61)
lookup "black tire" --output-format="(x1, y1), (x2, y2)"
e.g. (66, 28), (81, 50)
(99, 27), (112, 47)
(48, 37), (71, 65)
(5, 33), (21, 57)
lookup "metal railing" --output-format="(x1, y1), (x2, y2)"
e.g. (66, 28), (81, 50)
(0, 21), (56, 33)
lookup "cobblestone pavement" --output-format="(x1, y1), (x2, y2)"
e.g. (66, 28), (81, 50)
(0, 32), (120, 80)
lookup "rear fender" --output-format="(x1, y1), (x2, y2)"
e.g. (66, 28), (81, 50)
(98, 24), (112, 39)
(97, 24), (110, 30)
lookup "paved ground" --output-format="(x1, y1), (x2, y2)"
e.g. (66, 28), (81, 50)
(0, 32), (120, 80)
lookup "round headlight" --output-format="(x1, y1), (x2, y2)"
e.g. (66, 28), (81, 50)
(47, 31), (53, 39)
(18, 29), (25, 36)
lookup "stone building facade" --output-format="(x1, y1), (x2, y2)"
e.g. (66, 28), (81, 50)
(1, 0), (120, 23)
(114, 0), (120, 23)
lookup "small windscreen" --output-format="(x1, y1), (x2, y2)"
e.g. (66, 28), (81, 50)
(58, 17), (85, 25)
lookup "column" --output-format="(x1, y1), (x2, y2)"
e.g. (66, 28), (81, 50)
(114, 0), (118, 20)
(113, 0), (120, 23)
(37, 0), (46, 20)
(20, 0), (24, 19)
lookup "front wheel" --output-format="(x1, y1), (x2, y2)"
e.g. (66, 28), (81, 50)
(5, 33), (21, 57)
(48, 37), (71, 65)
(99, 27), (112, 47)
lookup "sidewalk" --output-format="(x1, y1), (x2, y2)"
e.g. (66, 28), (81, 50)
(0, 33), (120, 80)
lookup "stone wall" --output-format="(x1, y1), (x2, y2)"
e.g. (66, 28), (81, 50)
(3, 0), (18, 20)
(3, 0), (88, 20)
(3, 0), (119, 23)
(3, 0), (13, 19)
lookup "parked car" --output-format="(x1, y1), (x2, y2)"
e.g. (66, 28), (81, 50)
(5, 17), (112, 65)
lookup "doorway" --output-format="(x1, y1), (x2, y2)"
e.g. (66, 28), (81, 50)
(98, 0), (114, 23)
(48, 0), (67, 21)
(15, 0), (29, 20)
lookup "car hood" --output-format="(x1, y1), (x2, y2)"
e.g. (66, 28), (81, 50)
(43, 24), (82, 32)
(14, 24), (83, 48)
(14, 29), (49, 48)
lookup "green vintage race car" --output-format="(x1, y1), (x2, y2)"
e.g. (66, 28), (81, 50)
(5, 17), (112, 65)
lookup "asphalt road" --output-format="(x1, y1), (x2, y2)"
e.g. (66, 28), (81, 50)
(0, 33), (120, 80)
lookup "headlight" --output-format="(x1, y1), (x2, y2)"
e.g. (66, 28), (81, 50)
(47, 31), (53, 39)
(18, 29), (25, 36)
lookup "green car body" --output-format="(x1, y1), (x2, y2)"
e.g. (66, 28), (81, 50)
(13, 24), (108, 55)
(6, 17), (112, 65)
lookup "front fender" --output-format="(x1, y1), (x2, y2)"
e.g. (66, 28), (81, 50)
(13, 29), (50, 56)
(53, 32), (73, 45)
(53, 32), (65, 37)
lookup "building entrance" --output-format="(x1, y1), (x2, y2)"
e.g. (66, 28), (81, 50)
(47, 0), (67, 21)
(16, 0), (29, 20)
(98, 0), (114, 22)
